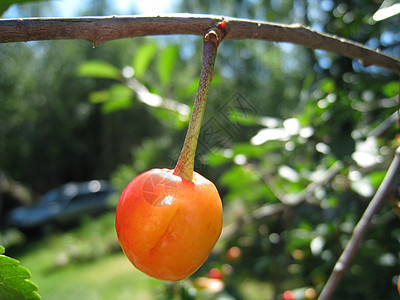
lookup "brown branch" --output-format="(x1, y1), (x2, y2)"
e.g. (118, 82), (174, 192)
(0, 14), (399, 73)
(318, 147), (400, 300)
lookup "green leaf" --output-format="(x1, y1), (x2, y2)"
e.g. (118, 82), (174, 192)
(88, 84), (133, 113)
(177, 78), (199, 99)
(158, 45), (179, 88)
(233, 142), (283, 158)
(132, 42), (158, 79)
(368, 170), (386, 189)
(319, 78), (335, 94)
(89, 90), (110, 104)
(287, 228), (313, 252)
(233, 143), (265, 157)
(89, 84), (132, 104)
(101, 99), (132, 114)
(0, 247), (41, 300)
(0, 0), (49, 16)
(207, 150), (233, 167)
(76, 60), (121, 80)
(219, 165), (273, 203)
(0, 5), (11, 15)
(227, 110), (258, 126)
(382, 81), (399, 98)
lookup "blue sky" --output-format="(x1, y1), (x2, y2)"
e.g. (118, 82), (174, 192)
(4, 0), (179, 17)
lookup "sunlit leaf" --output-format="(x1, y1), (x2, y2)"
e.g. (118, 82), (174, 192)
(310, 236), (325, 256)
(88, 84), (133, 113)
(177, 78), (199, 100)
(158, 45), (179, 88)
(101, 98), (132, 114)
(89, 90), (109, 104)
(207, 149), (233, 167)
(76, 60), (121, 80)
(0, 246), (41, 300)
(233, 143), (270, 158)
(287, 228), (313, 252)
(107, 84), (132, 100)
(219, 165), (274, 203)
(227, 111), (259, 126)
(321, 196), (339, 208)
(0, 5), (11, 15)
(132, 42), (158, 79)
(368, 170), (386, 189)
(352, 137), (380, 168)
(382, 81), (399, 98)
(319, 78), (335, 94)
(350, 176), (374, 198)
(0, 0), (49, 16)
(89, 84), (132, 104)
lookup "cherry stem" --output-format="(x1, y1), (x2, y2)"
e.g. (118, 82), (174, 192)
(174, 25), (225, 181)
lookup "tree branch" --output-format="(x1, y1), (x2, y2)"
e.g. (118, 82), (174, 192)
(318, 147), (400, 300)
(0, 14), (399, 73)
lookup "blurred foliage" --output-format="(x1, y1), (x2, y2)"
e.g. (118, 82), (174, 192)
(1, 0), (400, 299)
(0, 0), (47, 16)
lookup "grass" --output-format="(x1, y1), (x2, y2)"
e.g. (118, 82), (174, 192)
(25, 252), (163, 300)
(3, 211), (276, 299)
(5, 212), (164, 300)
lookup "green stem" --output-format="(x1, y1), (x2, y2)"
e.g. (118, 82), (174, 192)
(173, 29), (222, 181)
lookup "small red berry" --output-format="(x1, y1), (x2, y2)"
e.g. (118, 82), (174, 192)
(282, 290), (295, 300)
(226, 246), (242, 262)
(208, 268), (224, 280)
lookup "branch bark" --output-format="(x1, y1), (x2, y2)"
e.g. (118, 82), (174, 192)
(0, 14), (399, 73)
(318, 147), (400, 300)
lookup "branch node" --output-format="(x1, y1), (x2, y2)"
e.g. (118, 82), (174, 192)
(206, 20), (228, 46)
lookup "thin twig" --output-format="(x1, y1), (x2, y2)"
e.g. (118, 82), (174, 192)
(318, 147), (400, 300)
(220, 203), (284, 240)
(125, 77), (190, 117)
(0, 14), (399, 73)
(263, 161), (344, 206)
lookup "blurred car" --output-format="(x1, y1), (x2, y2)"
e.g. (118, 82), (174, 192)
(6, 180), (115, 229)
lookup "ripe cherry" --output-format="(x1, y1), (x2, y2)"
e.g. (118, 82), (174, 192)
(397, 275), (400, 295)
(116, 169), (222, 281)
(116, 25), (224, 281)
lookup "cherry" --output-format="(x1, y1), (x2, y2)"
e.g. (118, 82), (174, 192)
(116, 169), (222, 281)
(397, 275), (400, 295)
(282, 290), (296, 300)
(115, 25), (226, 281)
(226, 246), (242, 262)
(208, 267), (224, 280)
(304, 287), (317, 300)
